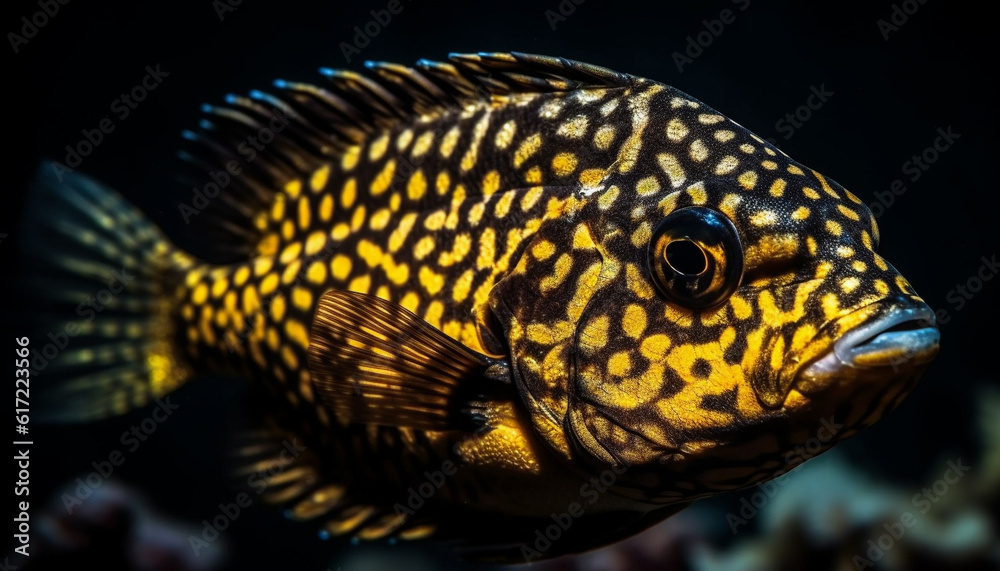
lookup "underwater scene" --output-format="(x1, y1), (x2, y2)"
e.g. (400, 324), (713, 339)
(4, 1), (997, 570)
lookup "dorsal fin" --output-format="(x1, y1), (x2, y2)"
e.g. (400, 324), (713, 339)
(176, 52), (639, 262)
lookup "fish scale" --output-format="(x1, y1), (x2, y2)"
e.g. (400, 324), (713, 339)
(24, 51), (939, 562)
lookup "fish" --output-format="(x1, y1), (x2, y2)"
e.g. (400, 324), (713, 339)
(22, 52), (940, 562)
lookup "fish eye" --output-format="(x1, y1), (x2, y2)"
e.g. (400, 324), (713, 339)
(647, 207), (743, 309)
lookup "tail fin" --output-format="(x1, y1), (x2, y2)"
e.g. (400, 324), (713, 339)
(20, 166), (197, 422)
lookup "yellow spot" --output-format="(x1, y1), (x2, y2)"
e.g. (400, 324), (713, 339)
(598, 185), (620, 210)
(623, 305), (647, 338)
(351, 206), (367, 232)
(636, 176), (661, 196)
(579, 314), (609, 352)
(514, 133), (541, 168)
(233, 266), (250, 286)
(282, 259), (301, 285)
(687, 183), (708, 205)
(600, 99), (618, 116)
(719, 193), (741, 220)
(305, 231), (326, 257)
(451, 269), (474, 303)
(310, 166), (330, 192)
(482, 170), (501, 197)
(292, 287), (312, 311)
(423, 210), (446, 231)
(787, 165), (805, 176)
(593, 125), (615, 150)
(211, 278), (228, 299)
(331, 223), (350, 241)
(307, 261), (326, 284)
(657, 153), (686, 188)
(266, 327), (280, 351)
(418, 266), (445, 295)
(368, 208), (391, 231)
(286, 318), (310, 349)
(874, 255), (888, 271)
(531, 240), (556, 261)
(192, 283), (208, 304)
(434, 171), (451, 196)
(476, 228), (496, 270)
(260, 273), (279, 295)
(539, 99), (563, 119)
(254, 257), (273, 277)
(737, 171), (758, 190)
(690, 139), (709, 162)
(387, 213), (417, 254)
(341, 146), (360, 171)
(579, 168), (605, 188)
(423, 301), (444, 329)
(281, 220), (295, 241)
(410, 131), (434, 158)
(551, 153), (578, 177)
(750, 211), (777, 227)
(319, 194), (334, 222)
(837, 204), (860, 221)
(270, 196), (285, 221)
(852, 260), (867, 272)
(341, 178), (357, 209)
(874, 279), (889, 295)
(284, 180), (302, 199)
(837, 245), (855, 258)
(439, 126), (460, 158)
(494, 191), (516, 218)
(395, 128), (413, 151)
(330, 255), (352, 281)
(841, 277), (860, 294)
(495, 120), (517, 149)
(640, 334), (671, 361)
(802, 187), (821, 200)
(608, 352), (632, 377)
(242, 285), (260, 315)
(826, 220), (843, 236)
(413, 236), (435, 261)
(406, 170), (427, 201)
(270, 294), (286, 320)
(666, 118), (689, 141)
(791, 206), (810, 220)
(557, 115), (588, 139)
(626, 263), (654, 300)
(347, 274), (370, 294)
(279, 242), (302, 265)
(739, 143), (756, 154)
(714, 130), (735, 142)
(715, 155), (739, 175)
(368, 133), (390, 161)
(698, 113), (725, 124)
(769, 178), (787, 197)
(761, 160), (778, 170)
(521, 186), (544, 212)
(370, 160), (396, 196)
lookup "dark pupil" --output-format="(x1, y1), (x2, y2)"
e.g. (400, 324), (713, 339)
(664, 240), (707, 276)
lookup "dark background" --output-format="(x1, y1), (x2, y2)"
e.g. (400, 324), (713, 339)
(3, 1), (998, 570)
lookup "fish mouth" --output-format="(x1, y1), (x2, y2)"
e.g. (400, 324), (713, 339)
(795, 302), (940, 393)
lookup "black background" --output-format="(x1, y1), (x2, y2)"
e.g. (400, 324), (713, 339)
(3, 1), (998, 570)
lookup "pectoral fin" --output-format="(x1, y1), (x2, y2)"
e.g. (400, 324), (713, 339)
(307, 290), (511, 432)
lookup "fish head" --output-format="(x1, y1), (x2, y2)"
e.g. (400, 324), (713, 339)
(489, 88), (939, 502)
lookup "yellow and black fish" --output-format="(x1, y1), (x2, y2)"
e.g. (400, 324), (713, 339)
(24, 52), (940, 561)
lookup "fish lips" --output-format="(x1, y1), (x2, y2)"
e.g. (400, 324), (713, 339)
(774, 296), (940, 407)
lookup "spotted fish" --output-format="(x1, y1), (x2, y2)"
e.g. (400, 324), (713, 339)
(25, 52), (940, 561)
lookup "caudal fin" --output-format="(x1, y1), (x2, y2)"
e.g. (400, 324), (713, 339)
(20, 166), (197, 422)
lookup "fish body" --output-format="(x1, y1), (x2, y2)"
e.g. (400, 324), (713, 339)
(25, 52), (939, 560)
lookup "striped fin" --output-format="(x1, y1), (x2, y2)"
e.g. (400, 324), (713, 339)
(176, 52), (638, 262)
(20, 167), (195, 422)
